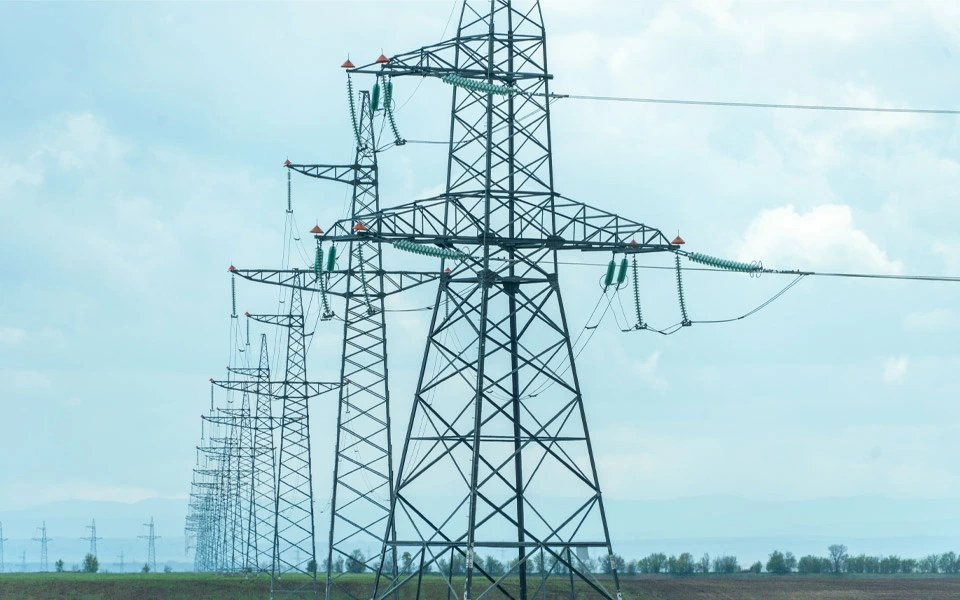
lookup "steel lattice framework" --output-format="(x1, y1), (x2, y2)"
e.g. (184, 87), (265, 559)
(312, 2), (678, 600)
(287, 91), (400, 600)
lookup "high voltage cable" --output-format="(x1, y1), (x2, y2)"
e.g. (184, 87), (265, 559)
(548, 94), (960, 115)
(553, 260), (960, 283)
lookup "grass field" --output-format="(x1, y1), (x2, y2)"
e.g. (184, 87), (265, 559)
(2, 573), (960, 600)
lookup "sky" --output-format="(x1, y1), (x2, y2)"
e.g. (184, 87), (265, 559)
(1, 0), (959, 542)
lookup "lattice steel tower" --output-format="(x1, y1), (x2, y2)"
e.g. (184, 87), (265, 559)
(285, 88), (401, 600)
(82, 519), (102, 558)
(319, 2), (678, 599)
(139, 517), (160, 572)
(32, 522), (51, 572)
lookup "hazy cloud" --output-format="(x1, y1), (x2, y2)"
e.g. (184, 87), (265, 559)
(734, 204), (903, 274)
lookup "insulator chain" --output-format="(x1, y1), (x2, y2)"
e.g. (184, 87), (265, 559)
(687, 251), (762, 274)
(315, 243), (333, 319)
(631, 257), (644, 329)
(442, 74), (515, 96)
(347, 74), (361, 147)
(383, 76), (405, 146)
(675, 253), (690, 325)
(357, 242), (374, 315)
(393, 238), (467, 260)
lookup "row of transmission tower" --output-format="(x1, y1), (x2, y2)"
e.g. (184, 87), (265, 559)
(0, 518), (159, 572)
(186, 2), (708, 600)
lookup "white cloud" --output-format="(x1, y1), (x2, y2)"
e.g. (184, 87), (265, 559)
(38, 112), (128, 171)
(629, 350), (667, 392)
(0, 160), (42, 196)
(1, 369), (51, 389)
(0, 327), (28, 344)
(882, 355), (909, 384)
(733, 204), (903, 274)
(903, 309), (954, 331)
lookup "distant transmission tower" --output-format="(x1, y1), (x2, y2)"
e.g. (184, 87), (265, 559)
(20, 550), (26, 572)
(31, 521), (51, 572)
(139, 517), (160, 572)
(118, 551), (125, 573)
(82, 518), (102, 558)
(0, 520), (7, 573)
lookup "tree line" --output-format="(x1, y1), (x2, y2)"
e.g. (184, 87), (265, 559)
(324, 544), (960, 576)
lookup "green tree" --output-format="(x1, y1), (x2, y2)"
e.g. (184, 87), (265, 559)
(603, 553), (625, 574)
(712, 555), (739, 574)
(939, 551), (958, 574)
(766, 550), (789, 575)
(784, 552), (797, 572)
(484, 555), (505, 576)
(55, 559), (65, 573)
(141, 563), (150, 573)
(163, 565), (172, 573)
(827, 544), (848, 573)
(901, 558), (917, 574)
(347, 550), (366, 574)
(307, 559), (317, 575)
(669, 553), (695, 576)
(748, 561), (762, 574)
(879, 555), (901, 574)
(401, 551), (413, 574)
(643, 552), (666, 574)
(797, 555), (826, 574)
(696, 553), (710, 574)
(82, 553), (99, 573)
(625, 559), (638, 576)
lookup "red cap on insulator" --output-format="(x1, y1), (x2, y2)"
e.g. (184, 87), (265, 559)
(375, 54), (390, 64)
(671, 235), (685, 245)
(444, 267), (451, 273)
(284, 159), (291, 166)
(628, 239), (639, 248)
(244, 311), (250, 317)
(353, 221), (367, 231)
(341, 58), (355, 69)
(209, 378), (214, 383)
(310, 225), (323, 234)
(226, 366), (230, 370)
(228, 265), (236, 271)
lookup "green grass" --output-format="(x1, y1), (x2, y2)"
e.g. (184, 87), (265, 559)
(3, 572), (960, 600)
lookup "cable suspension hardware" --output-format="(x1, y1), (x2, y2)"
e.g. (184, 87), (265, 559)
(675, 253), (690, 325)
(441, 74), (515, 96)
(392, 238), (467, 260)
(383, 76), (405, 146)
(315, 244), (333, 320)
(347, 75), (362, 147)
(687, 251), (761, 274)
(631, 257), (644, 329)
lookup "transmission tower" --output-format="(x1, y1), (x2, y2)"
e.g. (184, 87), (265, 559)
(139, 517), (160, 573)
(316, 2), (678, 599)
(20, 550), (26, 573)
(32, 521), (51, 572)
(118, 551), (125, 573)
(285, 88), (401, 600)
(82, 518), (102, 558)
(0, 521), (7, 573)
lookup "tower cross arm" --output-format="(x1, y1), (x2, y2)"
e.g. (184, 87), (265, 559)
(231, 268), (440, 298)
(319, 194), (679, 254)
(286, 163), (371, 186)
(209, 379), (341, 397)
(348, 35), (552, 81)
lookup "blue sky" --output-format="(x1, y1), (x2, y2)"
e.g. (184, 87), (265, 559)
(1, 0), (959, 527)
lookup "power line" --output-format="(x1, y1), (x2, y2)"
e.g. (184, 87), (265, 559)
(549, 93), (960, 115)
(554, 259), (960, 283)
